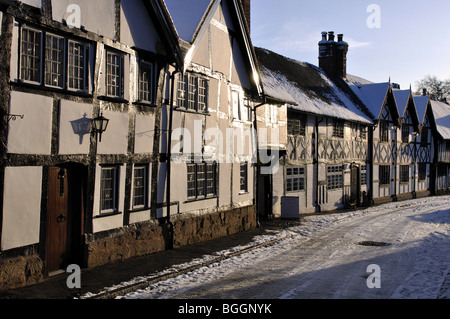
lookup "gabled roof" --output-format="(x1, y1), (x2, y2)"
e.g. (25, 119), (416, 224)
(162, 0), (213, 43)
(255, 48), (373, 124)
(162, 0), (263, 96)
(393, 89), (420, 131)
(348, 82), (392, 121)
(430, 100), (450, 140)
(142, 0), (184, 69)
(413, 95), (431, 125)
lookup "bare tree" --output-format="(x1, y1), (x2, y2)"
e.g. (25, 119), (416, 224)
(415, 75), (450, 101)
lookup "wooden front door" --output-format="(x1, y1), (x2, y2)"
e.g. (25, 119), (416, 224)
(46, 165), (85, 275)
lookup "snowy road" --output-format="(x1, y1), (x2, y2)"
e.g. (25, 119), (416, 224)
(117, 196), (450, 299)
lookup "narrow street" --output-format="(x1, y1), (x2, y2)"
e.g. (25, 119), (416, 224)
(121, 196), (450, 299)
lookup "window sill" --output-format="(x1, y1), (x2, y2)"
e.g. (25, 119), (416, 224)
(98, 95), (129, 104)
(11, 81), (93, 98)
(174, 107), (210, 116)
(129, 207), (150, 214)
(133, 101), (157, 107)
(94, 210), (122, 219)
(185, 196), (217, 203)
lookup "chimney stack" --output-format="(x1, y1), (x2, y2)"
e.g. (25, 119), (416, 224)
(240, 0), (251, 33)
(318, 31), (349, 79)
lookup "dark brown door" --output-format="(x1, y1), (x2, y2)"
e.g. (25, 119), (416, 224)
(46, 165), (85, 274)
(351, 165), (360, 205)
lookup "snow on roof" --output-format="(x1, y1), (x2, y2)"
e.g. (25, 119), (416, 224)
(413, 95), (430, 125)
(346, 74), (374, 86)
(393, 90), (411, 118)
(255, 48), (372, 124)
(430, 100), (450, 140)
(348, 82), (390, 120)
(259, 67), (297, 105)
(163, 0), (212, 43)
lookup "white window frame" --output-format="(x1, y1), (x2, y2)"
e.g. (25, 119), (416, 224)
(20, 26), (43, 85)
(106, 50), (124, 98)
(67, 39), (88, 92)
(132, 165), (149, 210)
(44, 33), (66, 89)
(137, 59), (155, 104)
(100, 166), (120, 214)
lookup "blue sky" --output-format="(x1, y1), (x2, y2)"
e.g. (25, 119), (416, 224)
(250, 0), (450, 90)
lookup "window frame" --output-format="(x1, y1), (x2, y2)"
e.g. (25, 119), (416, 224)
(100, 166), (120, 214)
(333, 120), (345, 138)
(360, 165), (368, 186)
(187, 162), (217, 200)
(379, 165), (391, 186)
(400, 165), (409, 184)
(240, 162), (248, 193)
(418, 163), (427, 181)
(106, 49), (124, 99)
(132, 165), (149, 210)
(20, 26), (43, 85)
(18, 25), (91, 93)
(177, 73), (209, 113)
(286, 167), (306, 193)
(137, 59), (155, 104)
(380, 120), (389, 143)
(44, 33), (65, 89)
(67, 39), (88, 92)
(327, 165), (343, 190)
(288, 116), (306, 137)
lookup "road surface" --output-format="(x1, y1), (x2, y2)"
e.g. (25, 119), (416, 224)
(122, 196), (450, 299)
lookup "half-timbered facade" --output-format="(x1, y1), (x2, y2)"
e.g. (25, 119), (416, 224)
(429, 100), (450, 193)
(255, 42), (373, 217)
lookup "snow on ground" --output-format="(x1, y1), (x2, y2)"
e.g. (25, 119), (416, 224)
(80, 196), (450, 299)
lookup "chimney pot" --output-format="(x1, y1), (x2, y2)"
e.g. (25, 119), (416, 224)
(328, 31), (335, 42)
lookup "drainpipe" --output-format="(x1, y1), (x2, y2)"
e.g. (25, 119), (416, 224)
(253, 98), (266, 226)
(413, 133), (417, 198)
(315, 117), (324, 212)
(393, 125), (398, 201)
(165, 68), (179, 250)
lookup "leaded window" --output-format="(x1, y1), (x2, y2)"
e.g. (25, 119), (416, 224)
(327, 165), (343, 190)
(286, 167), (305, 192)
(20, 27), (42, 83)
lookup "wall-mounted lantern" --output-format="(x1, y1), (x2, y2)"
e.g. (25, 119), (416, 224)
(92, 112), (109, 142)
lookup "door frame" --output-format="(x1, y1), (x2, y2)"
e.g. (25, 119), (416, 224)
(41, 163), (86, 276)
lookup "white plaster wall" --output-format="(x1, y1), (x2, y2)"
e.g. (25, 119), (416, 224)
(8, 91), (53, 155)
(120, 0), (160, 53)
(51, 0), (115, 40)
(59, 100), (93, 155)
(1, 167), (42, 251)
(92, 164), (126, 233)
(97, 109), (129, 155)
(134, 113), (155, 154)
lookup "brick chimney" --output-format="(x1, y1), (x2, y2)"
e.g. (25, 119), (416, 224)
(319, 31), (349, 79)
(240, 0), (251, 33)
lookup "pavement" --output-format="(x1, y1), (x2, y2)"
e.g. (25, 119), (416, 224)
(0, 219), (302, 300)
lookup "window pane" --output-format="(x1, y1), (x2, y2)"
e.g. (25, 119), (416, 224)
(187, 75), (197, 110)
(133, 166), (147, 208)
(198, 78), (207, 112)
(101, 167), (117, 212)
(107, 52), (122, 97)
(68, 41), (86, 90)
(139, 61), (153, 103)
(21, 28), (42, 83)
